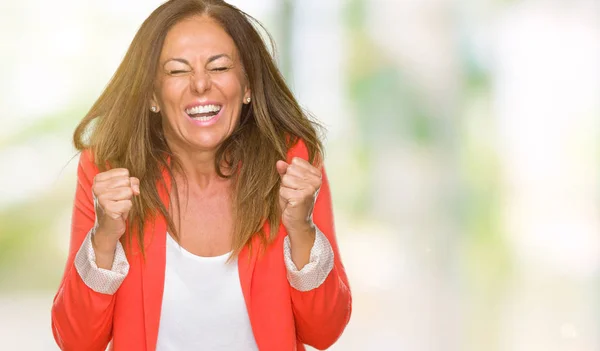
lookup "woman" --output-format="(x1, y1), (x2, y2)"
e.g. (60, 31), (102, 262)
(50, 0), (351, 350)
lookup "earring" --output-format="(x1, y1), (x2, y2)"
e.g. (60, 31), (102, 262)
(150, 106), (158, 112)
(245, 97), (251, 104)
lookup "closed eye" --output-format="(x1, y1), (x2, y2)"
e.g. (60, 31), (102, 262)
(169, 70), (189, 74)
(211, 67), (229, 72)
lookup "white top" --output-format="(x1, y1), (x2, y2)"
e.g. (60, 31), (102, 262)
(155, 234), (259, 351)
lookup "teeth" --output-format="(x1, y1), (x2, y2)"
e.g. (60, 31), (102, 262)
(191, 116), (215, 122)
(185, 104), (221, 115)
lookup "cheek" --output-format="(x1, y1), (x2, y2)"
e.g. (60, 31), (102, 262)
(158, 79), (188, 105)
(214, 73), (245, 99)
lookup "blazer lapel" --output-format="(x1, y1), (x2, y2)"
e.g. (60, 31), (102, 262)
(238, 236), (258, 317)
(141, 171), (171, 351)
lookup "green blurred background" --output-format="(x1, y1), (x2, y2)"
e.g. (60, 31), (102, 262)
(1, 0), (599, 350)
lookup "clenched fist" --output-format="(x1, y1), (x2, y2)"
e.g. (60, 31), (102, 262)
(92, 168), (140, 244)
(276, 157), (321, 236)
(276, 157), (322, 269)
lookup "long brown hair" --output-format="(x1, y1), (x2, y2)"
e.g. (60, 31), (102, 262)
(73, 0), (323, 257)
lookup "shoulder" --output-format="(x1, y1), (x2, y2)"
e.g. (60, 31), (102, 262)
(77, 149), (100, 181)
(285, 137), (324, 171)
(285, 138), (310, 162)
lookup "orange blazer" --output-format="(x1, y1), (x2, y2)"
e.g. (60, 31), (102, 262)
(51, 140), (352, 351)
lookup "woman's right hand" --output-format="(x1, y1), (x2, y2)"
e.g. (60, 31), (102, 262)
(91, 168), (140, 261)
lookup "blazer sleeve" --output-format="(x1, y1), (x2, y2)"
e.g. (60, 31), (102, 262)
(283, 225), (334, 291)
(288, 165), (353, 350)
(51, 150), (122, 351)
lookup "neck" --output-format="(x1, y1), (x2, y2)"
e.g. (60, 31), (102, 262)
(168, 143), (231, 191)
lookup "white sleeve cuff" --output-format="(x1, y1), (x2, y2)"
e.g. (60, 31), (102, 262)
(283, 226), (335, 292)
(74, 227), (129, 295)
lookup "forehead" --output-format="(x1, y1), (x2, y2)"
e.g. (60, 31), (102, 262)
(161, 15), (237, 60)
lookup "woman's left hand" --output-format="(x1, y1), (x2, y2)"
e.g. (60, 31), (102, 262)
(276, 157), (322, 238)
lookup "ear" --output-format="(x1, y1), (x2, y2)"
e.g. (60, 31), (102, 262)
(243, 86), (252, 105)
(149, 92), (160, 112)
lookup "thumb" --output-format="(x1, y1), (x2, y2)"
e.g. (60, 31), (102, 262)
(130, 177), (140, 195)
(276, 160), (289, 177)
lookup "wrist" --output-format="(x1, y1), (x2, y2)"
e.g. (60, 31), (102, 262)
(287, 223), (316, 247)
(92, 228), (119, 255)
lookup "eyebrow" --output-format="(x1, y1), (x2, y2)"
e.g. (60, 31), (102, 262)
(163, 54), (232, 66)
(207, 54), (231, 63)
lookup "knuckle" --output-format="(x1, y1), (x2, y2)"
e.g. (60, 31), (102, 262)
(116, 168), (130, 177)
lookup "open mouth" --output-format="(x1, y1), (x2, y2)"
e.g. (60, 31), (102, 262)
(185, 104), (222, 122)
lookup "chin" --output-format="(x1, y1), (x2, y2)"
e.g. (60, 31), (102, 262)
(189, 135), (227, 151)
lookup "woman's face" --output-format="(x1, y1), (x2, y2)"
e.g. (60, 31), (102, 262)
(152, 15), (250, 153)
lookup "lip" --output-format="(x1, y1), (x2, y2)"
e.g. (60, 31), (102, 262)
(185, 103), (223, 127)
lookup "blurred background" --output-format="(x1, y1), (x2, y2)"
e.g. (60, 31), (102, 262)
(0, 0), (599, 350)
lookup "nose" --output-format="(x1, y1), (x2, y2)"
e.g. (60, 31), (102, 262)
(191, 70), (212, 95)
